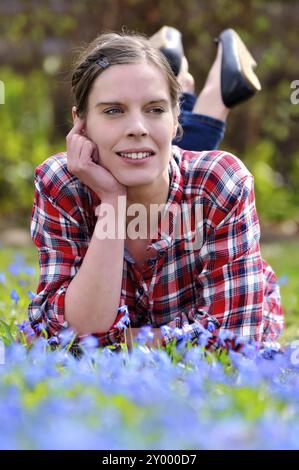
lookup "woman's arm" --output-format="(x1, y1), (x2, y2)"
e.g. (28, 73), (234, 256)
(65, 195), (126, 335)
(28, 156), (126, 344)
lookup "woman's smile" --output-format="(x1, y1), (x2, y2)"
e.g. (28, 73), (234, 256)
(116, 148), (156, 163)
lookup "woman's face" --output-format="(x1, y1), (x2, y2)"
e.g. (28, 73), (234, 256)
(83, 61), (178, 188)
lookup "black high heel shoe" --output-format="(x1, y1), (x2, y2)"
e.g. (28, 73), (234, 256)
(149, 26), (184, 76)
(216, 28), (261, 108)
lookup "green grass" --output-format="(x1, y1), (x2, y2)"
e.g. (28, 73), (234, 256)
(1, 238), (299, 345)
(261, 238), (299, 344)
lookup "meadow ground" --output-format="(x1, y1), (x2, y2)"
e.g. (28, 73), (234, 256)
(0, 237), (298, 344)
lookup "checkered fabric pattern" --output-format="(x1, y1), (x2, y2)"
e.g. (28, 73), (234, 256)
(28, 147), (283, 348)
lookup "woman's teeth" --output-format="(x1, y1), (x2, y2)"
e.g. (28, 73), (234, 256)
(118, 152), (153, 159)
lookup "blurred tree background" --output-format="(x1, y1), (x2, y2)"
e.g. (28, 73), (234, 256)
(0, 0), (299, 234)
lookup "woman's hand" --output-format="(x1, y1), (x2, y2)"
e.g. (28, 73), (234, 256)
(66, 118), (126, 200)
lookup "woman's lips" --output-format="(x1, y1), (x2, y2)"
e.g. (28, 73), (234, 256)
(116, 152), (155, 164)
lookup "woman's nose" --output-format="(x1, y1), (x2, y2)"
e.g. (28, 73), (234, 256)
(125, 115), (149, 137)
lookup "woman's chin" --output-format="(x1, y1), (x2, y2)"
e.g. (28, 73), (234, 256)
(118, 174), (157, 188)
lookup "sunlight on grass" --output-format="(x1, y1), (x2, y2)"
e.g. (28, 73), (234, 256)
(0, 237), (298, 345)
(261, 238), (299, 344)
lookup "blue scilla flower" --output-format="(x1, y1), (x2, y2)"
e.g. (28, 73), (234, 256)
(160, 324), (171, 337)
(23, 266), (35, 276)
(27, 291), (36, 300)
(10, 289), (20, 304)
(217, 329), (236, 347)
(80, 335), (99, 351)
(190, 322), (212, 345)
(16, 321), (28, 332)
(48, 336), (59, 346)
(35, 322), (47, 333)
(258, 341), (282, 361)
(173, 327), (184, 342)
(135, 326), (154, 345)
(219, 329), (235, 341)
(5, 342), (27, 363)
(0, 272), (6, 284)
(278, 275), (289, 286)
(58, 328), (76, 347)
(8, 264), (21, 276)
(16, 320), (34, 337)
(260, 347), (277, 360)
(207, 321), (216, 333)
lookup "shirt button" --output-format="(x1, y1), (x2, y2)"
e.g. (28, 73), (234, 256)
(138, 286), (144, 295)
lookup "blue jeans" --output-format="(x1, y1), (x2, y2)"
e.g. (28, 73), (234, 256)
(173, 92), (226, 151)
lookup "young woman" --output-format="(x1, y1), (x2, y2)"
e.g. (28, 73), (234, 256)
(28, 32), (283, 350)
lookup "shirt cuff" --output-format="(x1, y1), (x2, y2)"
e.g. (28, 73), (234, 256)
(82, 301), (130, 349)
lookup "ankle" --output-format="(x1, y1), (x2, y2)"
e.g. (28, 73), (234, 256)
(177, 72), (195, 94)
(193, 86), (229, 122)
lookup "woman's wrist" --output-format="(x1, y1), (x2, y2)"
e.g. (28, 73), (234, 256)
(97, 190), (127, 204)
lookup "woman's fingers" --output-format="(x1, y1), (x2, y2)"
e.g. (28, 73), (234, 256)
(66, 118), (85, 142)
(66, 119), (86, 164)
(80, 140), (94, 165)
(67, 134), (85, 159)
(91, 144), (100, 164)
(66, 119), (98, 167)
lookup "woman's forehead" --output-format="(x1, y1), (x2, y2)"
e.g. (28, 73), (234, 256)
(89, 62), (171, 102)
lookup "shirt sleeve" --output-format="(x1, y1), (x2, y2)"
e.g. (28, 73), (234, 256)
(28, 161), (124, 347)
(195, 172), (264, 342)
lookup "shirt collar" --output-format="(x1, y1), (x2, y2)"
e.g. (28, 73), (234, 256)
(150, 147), (184, 251)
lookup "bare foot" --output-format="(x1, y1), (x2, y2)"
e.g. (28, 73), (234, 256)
(177, 56), (195, 94)
(193, 43), (229, 122)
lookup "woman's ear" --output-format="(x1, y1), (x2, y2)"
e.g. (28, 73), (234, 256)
(72, 106), (77, 124)
(72, 106), (86, 134)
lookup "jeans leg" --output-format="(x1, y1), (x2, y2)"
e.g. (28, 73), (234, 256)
(173, 93), (226, 151)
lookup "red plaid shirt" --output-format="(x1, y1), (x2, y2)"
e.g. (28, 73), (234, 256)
(28, 147), (284, 347)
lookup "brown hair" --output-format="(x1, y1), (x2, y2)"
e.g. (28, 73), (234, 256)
(71, 31), (182, 137)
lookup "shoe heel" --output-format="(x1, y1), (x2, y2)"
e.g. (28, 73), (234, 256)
(232, 30), (261, 91)
(149, 26), (184, 76)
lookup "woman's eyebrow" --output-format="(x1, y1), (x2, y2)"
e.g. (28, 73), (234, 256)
(95, 98), (169, 108)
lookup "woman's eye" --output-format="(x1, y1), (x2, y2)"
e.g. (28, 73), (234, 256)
(149, 107), (165, 114)
(104, 108), (123, 115)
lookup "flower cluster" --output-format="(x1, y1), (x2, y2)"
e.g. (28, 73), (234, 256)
(0, 336), (299, 449)
(0, 249), (298, 449)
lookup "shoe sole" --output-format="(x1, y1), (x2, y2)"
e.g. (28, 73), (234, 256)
(149, 26), (179, 49)
(231, 29), (261, 91)
(149, 26), (184, 76)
